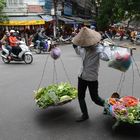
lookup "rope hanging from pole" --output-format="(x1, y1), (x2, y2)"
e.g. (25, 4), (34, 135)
(131, 57), (135, 96)
(37, 54), (50, 90)
(60, 57), (72, 85)
(115, 48), (140, 97)
(132, 55), (140, 79)
(116, 72), (125, 96)
(34, 46), (78, 109)
(37, 46), (72, 89)
(52, 60), (58, 84)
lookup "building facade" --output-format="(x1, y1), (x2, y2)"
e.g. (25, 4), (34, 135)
(4, 0), (28, 16)
(1, 0), (95, 32)
(3, 0), (95, 19)
(3, 0), (45, 16)
(44, 0), (94, 18)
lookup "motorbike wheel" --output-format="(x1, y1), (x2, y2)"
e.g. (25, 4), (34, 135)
(2, 57), (10, 64)
(35, 48), (41, 54)
(23, 54), (33, 64)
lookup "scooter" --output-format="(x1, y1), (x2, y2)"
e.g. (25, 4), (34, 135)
(1, 41), (33, 64)
(34, 38), (52, 54)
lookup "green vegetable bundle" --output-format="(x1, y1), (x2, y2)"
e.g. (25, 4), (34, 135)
(34, 82), (78, 109)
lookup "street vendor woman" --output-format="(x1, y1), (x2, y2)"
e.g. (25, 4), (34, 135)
(72, 26), (111, 122)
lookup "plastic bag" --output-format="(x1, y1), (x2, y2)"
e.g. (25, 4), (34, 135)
(108, 46), (132, 72)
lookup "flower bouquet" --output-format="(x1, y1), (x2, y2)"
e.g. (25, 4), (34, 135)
(104, 93), (140, 125)
(34, 82), (78, 109)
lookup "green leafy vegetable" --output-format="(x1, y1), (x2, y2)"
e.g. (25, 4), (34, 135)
(60, 95), (72, 102)
(34, 82), (78, 109)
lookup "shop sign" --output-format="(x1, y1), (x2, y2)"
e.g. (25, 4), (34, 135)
(0, 20), (45, 26)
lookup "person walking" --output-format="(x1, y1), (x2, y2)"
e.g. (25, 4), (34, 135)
(72, 27), (110, 122)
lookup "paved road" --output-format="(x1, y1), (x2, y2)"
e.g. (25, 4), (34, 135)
(0, 40), (140, 140)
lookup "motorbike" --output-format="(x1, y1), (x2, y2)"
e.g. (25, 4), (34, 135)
(1, 41), (33, 64)
(101, 38), (115, 47)
(135, 33), (140, 45)
(59, 35), (72, 43)
(34, 38), (52, 54)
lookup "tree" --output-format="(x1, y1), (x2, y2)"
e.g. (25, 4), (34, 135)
(0, 0), (7, 22)
(94, 0), (140, 30)
(95, 0), (116, 30)
(115, 0), (140, 28)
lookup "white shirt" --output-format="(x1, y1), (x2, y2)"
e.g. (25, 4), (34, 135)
(74, 44), (110, 81)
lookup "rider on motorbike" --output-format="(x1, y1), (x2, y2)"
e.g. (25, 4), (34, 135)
(0, 31), (12, 52)
(34, 28), (47, 49)
(9, 30), (22, 56)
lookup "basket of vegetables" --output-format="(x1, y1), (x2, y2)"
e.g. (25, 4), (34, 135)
(104, 93), (140, 125)
(34, 82), (78, 109)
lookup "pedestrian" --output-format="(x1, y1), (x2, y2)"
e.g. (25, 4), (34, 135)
(72, 27), (111, 122)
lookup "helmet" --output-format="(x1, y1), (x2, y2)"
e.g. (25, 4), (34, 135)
(10, 30), (15, 33)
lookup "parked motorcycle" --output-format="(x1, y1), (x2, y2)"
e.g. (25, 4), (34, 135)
(1, 41), (33, 64)
(59, 35), (72, 43)
(101, 38), (115, 47)
(135, 33), (140, 45)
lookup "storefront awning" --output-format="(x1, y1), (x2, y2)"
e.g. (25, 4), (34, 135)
(0, 16), (45, 26)
(64, 16), (84, 24)
(40, 15), (53, 22)
(64, 16), (95, 25)
(58, 16), (75, 24)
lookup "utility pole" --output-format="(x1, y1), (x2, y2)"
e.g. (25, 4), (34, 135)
(84, 0), (87, 20)
(53, 0), (57, 38)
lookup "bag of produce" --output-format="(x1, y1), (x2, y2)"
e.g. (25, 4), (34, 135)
(108, 46), (132, 72)
(50, 47), (61, 60)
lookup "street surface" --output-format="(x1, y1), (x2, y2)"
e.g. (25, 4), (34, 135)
(0, 39), (140, 140)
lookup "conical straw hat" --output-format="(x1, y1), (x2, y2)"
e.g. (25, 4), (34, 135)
(72, 27), (101, 47)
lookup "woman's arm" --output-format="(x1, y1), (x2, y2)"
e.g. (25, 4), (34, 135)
(72, 44), (82, 55)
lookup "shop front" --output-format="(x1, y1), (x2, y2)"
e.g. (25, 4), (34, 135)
(0, 15), (45, 44)
(0, 15), (45, 33)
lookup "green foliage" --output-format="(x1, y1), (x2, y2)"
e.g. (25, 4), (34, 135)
(0, 0), (7, 22)
(0, 0), (6, 13)
(94, 0), (140, 30)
